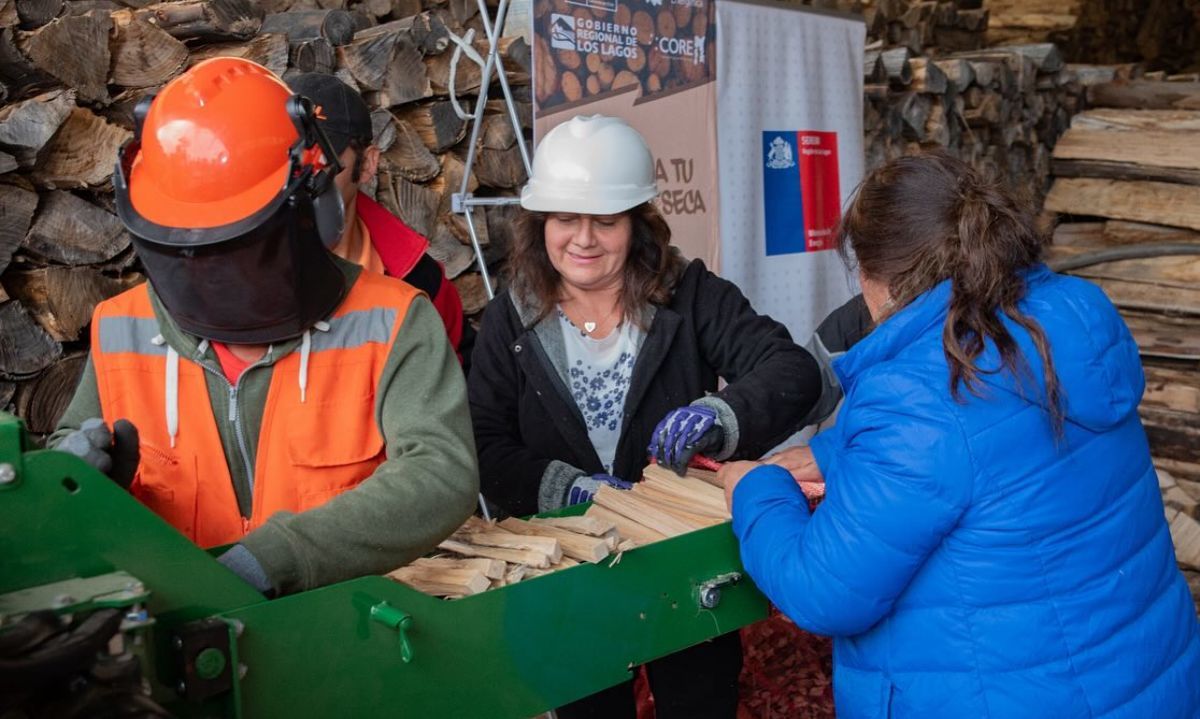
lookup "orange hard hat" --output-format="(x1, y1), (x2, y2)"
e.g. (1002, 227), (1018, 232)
(112, 57), (349, 345)
(126, 57), (300, 230)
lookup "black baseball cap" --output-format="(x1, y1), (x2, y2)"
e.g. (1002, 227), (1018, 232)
(288, 73), (373, 156)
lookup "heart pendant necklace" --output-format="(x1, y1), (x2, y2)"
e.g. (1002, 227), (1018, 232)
(567, 300), (620, 336)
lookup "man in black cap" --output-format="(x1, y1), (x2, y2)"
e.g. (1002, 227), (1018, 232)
(288, 72), (473, 368)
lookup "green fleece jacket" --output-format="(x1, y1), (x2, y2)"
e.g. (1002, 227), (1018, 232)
(50, 257), (479, 595)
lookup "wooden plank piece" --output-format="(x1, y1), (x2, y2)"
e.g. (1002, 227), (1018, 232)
(528, 515), (616, 537)
(631, 483), (728, 520)
(1044, 178), (1200, 232)
(642, 464), (728, 503)
(638, 480), (729, 519)
(387, 564), (490, 596)
(437, 538), (553, 568)
(584, 504), (667, 547)
(451, 529), (564, 563)
(1070, 109), (1200, 132)
(593, 485), (710, 538)
(498, 517), (610, 563)
(1088, 81), (1200, 111)
(1088, 277), (1200, 317)
(411, 555), (505, 580)
(639, 474), (728, 511)
(1052, 129), (1200, 173)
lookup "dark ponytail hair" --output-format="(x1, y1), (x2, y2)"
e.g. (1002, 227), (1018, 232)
(837, 150), (1064, 432)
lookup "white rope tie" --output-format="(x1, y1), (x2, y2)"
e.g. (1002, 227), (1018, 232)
(446, 28), (485, 121)
(299, 330), (312, 403)
(165, 345), (179, 448)
(298, 321), (331, 404)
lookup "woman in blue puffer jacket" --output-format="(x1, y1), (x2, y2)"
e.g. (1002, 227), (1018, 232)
(722, 151), (1200, 719)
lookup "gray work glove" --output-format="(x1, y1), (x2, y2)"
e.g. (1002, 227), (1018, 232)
(217, 544), (274, 596)
(57, 418), (140, 489)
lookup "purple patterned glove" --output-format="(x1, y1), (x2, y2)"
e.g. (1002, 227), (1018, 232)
(648, 405), (723, 476)
(567, 474), (633, 506)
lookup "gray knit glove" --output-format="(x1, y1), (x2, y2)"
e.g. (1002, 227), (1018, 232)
(57, 418), (140, 489)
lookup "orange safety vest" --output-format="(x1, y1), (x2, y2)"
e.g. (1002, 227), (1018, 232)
(90, 272), (420, 548)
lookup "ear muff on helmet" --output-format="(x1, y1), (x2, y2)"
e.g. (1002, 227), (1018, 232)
(285, 95), (347, 250)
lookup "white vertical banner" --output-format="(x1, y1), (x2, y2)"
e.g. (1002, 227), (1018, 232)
(715, 1), (865, 344)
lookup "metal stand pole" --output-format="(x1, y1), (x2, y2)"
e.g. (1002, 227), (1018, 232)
(449, 0), (536, 519)
(451, 0), (534, 305)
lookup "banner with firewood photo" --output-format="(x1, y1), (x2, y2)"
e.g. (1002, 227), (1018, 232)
(531, 0), (719, 265)
(715, 1), (865, 344)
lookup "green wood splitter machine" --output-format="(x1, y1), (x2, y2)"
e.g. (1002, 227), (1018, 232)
(0, 413), (768, 717)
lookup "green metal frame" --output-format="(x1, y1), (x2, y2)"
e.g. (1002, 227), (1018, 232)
(0, 413), (767, 716)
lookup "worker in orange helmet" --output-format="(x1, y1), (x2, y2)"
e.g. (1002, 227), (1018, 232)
(49, 57), (480, 597)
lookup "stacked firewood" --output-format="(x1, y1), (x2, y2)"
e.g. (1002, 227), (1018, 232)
(794, 1), (1084, 193)
(799, 0), (990, 53)
(1042, 75), (1200, 488)
(0, 0), (531, 435)
(1159, 469), (1200, 611)
(863, 41), (1082, 194)
(386, 464), (730, 598)
(984, 0), (1200, 74)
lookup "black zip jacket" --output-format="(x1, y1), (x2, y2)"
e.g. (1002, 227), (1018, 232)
(468, 259), (822, 516)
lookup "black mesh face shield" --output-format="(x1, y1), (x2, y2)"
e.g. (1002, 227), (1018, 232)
(115, 95), (348, 344)
(132, 196), (347, 344)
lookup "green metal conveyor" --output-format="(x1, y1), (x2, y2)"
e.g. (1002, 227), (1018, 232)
(0, 412), (768, 717)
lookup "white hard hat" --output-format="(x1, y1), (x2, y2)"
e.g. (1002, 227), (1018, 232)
(520, 115), (658, 215)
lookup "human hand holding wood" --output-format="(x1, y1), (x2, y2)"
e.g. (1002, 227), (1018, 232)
(764, 446), (826, 500)
(720, 460), (765, 511)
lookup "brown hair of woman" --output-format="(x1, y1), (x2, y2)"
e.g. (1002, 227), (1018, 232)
(838, 150), (1064, 429)
(507, 202), (687, 326)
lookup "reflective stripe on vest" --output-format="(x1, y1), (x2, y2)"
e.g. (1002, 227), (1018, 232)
(90, 272), (421, 548)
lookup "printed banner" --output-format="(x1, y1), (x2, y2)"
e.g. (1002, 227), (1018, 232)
(531, 0), (719, 265)
(716, 3), (865, 344)
(762, 130), (841, 256)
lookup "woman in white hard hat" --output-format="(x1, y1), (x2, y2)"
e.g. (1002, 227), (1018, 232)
(467, 115), (823, 717)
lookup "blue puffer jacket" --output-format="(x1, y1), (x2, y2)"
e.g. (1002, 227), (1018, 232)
(733, 266), (1200, 719)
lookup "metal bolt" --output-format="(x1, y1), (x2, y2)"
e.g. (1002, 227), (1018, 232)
(176, 680), (187, 695)
(229, 619), (245, 637)
(0, 464), (15, 485)
(699, 586), (722, 609)
(238, 663), (248, 680)
(172, 636), (184, 650)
